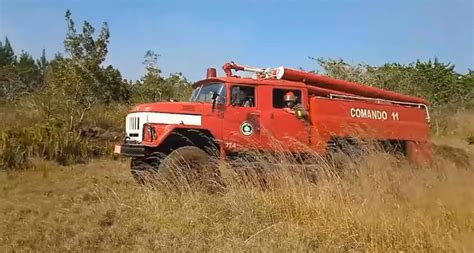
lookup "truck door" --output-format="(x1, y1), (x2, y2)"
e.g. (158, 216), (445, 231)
(222, 85), (261, 151)
(261, 88), (310, 151)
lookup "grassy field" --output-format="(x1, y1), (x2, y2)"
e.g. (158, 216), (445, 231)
(1, 138), (473, 252)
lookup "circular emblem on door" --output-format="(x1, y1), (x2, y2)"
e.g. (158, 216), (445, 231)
(240, 122), (254, 136)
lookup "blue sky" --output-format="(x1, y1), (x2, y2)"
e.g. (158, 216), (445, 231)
(1, 0), (473, 81)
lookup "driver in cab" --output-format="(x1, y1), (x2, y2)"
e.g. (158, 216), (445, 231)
(233, 90), (252, 107)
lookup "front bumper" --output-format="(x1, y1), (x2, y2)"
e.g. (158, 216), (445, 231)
(114, 144), (146, 157)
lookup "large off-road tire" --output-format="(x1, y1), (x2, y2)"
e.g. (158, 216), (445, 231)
(157, 146), (223, 192)
(131, 157), (161, 185)
(228, 156), (270, 190)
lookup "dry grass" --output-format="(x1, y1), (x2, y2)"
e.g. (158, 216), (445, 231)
(432, 108), (474, 139)
(1, 144), (473, 252)
(1, 105), (473, 252)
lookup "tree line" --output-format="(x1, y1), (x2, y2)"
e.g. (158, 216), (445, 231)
(1, 9), (472, 110)
(310, 57), (473, 106)
(0, 10), (192, 108)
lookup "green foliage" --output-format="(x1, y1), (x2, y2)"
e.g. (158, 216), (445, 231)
(0, 64), (24, 102)
(0, 10), (130, 169)
(0, 37), (16, 66)
(0, 94), (125, 170)
(131, 72), (192, 104)
(458, 70), (474, 107)
(54, 10), (129, 105)
(82, 103), (129, 131)
(36, 48), (49, 84)
(46, 58), (99, 130)
(64, 10), (109, 67)
(17, 51), (42, 91)
(0, 38), (46, 102)
(99, 65), (130, 103)
(131, 50), (192, 103)
(33, 127), (90, 166)
(0, 11), (191, 170)
(44, 10), (130, 131)
(0, 123), (112, 169)
(314, 57), (473, 106)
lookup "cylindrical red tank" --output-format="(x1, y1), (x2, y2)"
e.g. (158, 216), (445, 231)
(307, 86), (352, 97)
(273, 67), (429, 105)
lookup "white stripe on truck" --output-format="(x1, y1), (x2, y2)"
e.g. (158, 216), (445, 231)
(125, 112), (202, 142)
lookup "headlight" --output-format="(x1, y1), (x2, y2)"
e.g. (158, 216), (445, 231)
(143, 124), (156, 142)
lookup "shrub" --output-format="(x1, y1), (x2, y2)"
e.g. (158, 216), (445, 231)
(0, 127), (34, 169)
(0, 123), (114, 170)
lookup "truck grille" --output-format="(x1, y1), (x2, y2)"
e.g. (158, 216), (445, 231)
(129, 116), (140, 130)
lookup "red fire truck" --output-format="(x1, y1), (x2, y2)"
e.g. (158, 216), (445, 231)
(114, 62), (432, 183)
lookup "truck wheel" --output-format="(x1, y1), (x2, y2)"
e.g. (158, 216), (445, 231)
(131, 158), (160, 184)
(158, 146), (223, 192)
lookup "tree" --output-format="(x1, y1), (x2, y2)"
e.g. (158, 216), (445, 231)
(409, 59), (459, 104)
(161, 72), (193, 101)
(36, 48), (49, 82)
(0, 39), (48, 101)
(143, 49), (161, 77)
(45, 10), (130, 130)
(0, 65), (22, 102)
(0, 37), (16, 67)
(46, 58), (99, 130)
(131, 50), (164, 103)
(48, 10), (129, 104)
(99, 65), (130, 103)
(55, 10), (129, 104)
(64, 10), (110, 68)
(131, 50), (192, 103)
(0, 38), (25, 101)
(312, 57), (471, 106)
(458, 70), (474, 107)
(16, 51), (41, 91)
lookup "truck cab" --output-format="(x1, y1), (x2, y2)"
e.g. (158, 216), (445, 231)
(115, 77), (311, 168)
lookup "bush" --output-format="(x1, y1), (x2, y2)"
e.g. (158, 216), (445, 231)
(0, 127), (34, 169)
(0, 122), (115, 170)
(82, 103), (129, 131)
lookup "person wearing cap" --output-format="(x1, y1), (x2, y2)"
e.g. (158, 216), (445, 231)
(283, 91), (308, 120)
(233, 90), (252, 107)
(240, 90), (252, 107)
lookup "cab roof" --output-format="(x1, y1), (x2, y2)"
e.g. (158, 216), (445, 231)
(193, 76), (307, 89)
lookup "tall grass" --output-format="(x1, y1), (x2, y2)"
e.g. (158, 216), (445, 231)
(1, 147), (473, 252)
(431, 106), (474, 139)
(1, 100), (472, 251)
(0, 124), (113, 169)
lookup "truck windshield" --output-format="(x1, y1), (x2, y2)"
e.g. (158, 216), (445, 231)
(190, 83), (226, 103)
